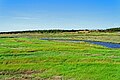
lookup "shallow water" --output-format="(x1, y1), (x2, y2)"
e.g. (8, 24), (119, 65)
(84, 40), (120, 48)
(41, 38), (120, 48)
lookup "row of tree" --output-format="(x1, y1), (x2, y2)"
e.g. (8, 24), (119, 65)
(106, 27), (120, 32)
(0, 30), (80, 34)
(0, 27), (119, 34)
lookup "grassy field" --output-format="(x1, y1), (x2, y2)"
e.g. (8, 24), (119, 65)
(0, 32), (120, 80)
(0, 32), (120, 43)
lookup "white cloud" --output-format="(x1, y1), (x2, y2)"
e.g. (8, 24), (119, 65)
(13, 16), (37, 20)
(0, 15), (38, 20)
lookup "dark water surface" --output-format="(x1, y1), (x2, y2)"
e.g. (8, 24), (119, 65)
(41, 38), (120, 48)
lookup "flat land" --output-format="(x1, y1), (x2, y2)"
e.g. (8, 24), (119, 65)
(0, 32), (120, 80)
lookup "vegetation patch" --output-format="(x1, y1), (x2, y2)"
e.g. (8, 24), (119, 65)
(0, 32), (120, 80)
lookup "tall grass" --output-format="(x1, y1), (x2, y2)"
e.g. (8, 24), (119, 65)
(0, 32), (120, 79)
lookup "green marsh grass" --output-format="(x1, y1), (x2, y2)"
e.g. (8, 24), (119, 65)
(0, 32), (120, 80)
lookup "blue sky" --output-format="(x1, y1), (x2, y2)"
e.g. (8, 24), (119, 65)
(0, 0), (120, 32)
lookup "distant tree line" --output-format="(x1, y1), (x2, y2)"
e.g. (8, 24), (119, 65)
(106, 27), (120, 32)
(0, 27), (119, 34)
(0, 30), (80, 34)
